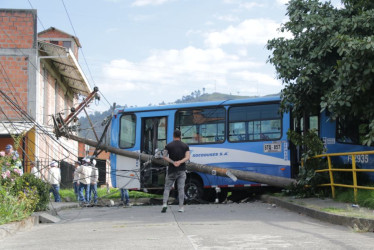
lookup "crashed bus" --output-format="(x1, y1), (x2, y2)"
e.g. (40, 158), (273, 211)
(109, 96), (374, 202)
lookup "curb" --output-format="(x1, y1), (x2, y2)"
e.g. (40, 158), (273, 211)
(261, 195), (374, 232)
(47, 202), (80, 216)
(0, 215), (39, 241)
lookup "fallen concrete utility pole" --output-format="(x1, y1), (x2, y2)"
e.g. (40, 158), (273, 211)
(66, 133), (296, 188)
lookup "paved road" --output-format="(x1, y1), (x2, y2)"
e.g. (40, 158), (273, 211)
(1, 201), (373, 249)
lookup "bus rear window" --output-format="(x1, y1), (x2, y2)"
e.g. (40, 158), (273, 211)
(175, 108), (225, 144)
(119, 114), (136, 148)
(229, 104), (281, 142)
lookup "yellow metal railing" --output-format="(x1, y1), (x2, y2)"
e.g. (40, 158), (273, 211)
(304, 150), (374, 202)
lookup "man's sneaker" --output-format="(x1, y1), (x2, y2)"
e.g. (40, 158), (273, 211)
(123, 203), (131, 208)
(178, 207), (184, 213)
(161, 206), (167, 213)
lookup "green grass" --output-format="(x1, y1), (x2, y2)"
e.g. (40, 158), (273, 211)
(321, 207), (347, 213)
(320, 206), (374, 220)
(334, 188), (374, 209)
(59, 188), (162, 201)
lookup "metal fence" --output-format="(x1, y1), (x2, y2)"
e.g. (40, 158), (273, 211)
(304, 150), (374, 202)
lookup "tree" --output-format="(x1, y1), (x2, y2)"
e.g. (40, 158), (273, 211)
(267, 0), (374, 145)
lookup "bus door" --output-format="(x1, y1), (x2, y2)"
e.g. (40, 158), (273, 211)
(115, 113), (140, 190)
(141, 116), (168, 189)
(289, 112), (319, 178)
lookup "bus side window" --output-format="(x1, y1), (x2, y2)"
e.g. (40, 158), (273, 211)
(228, 104), (282, 142)
(176, 108), (225, 144)
(336, 117), (368, 145)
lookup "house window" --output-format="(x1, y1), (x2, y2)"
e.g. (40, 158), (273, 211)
(50, 41), (59, 45)
(63, 41), (72, 49)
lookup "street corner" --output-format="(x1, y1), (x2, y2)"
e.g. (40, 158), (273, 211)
(260, 194), (374, 232)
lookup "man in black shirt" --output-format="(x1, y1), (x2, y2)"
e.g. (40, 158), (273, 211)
(162, 129), (190, 213)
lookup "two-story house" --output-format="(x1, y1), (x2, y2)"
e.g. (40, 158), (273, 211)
(0, 9), (91, 174)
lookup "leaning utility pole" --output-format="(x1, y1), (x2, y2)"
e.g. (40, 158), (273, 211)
(65, 133), (296, 188)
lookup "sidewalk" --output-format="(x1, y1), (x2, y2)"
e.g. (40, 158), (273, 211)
(261, 194), (374, 232)
(0, 202), (79, 241)
(2, 196), (374, 241)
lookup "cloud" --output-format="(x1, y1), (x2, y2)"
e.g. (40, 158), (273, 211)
(104, 0), (124, 3)
(128, 14), (155, 21)
(223, 0), (264, 9)
(276, 0), (289, 5)
(100, 46), (282, 106)
(204, 18), (290, 48)
(132, 0), (173, 7)
(215, 14), (240, 23)
(240, 2), (264, 10)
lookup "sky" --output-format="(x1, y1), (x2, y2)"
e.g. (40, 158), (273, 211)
(2, 0), (343, 112)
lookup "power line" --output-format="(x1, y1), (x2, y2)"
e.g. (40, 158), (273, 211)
(27, 0), (47, 31)
(60, 0), (115, 109)
(60, 0), (94, 89)
(0, 89), (77, 160)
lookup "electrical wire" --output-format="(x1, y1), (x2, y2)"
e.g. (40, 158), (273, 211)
(60, 0), (94, 90)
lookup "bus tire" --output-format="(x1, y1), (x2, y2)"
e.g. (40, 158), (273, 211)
(184, 177), (204, 203)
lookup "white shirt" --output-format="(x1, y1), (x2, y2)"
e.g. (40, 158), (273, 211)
(47, 167), (61, 185)
(90, 166), (99, 184)
(30, 166), (40, 179)
(77, 164), (91, 185)
(73, 168), (80, 182)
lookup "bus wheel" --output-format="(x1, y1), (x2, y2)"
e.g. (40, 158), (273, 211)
(185, 177), (203, 203)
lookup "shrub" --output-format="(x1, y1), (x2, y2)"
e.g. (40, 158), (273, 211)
(12, 173), (50, 211)
(284, 129), (330, 197)
(0, 186), (34, 225)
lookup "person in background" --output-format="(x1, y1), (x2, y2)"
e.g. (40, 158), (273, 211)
(77, 158), (91, 204)
(161, 129), (190, 213)
(3, 144), (22, 174)
(73, 161), (80, 201)
(89, 159), (99, 205)
(4, 144), (17, 157)
(120, 187), (130, 207)
(30, 161), (40, 179)
(48, 161), (61, 202)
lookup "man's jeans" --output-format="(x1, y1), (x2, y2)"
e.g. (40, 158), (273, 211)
(78, 183), (90, 203)
(89, 183), (98, 204)
(163, 171), (186, 206)
(50, 184), (61, 202)
(73, 182), (79, 201)
(120, 188), (130, 204)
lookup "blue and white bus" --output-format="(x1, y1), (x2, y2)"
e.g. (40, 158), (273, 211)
(110, 96), (374, 202)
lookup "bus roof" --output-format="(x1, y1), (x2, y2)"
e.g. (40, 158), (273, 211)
(115, 95), (280, 114)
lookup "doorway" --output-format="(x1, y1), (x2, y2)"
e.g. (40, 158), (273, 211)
(141, 117), (168, 189)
